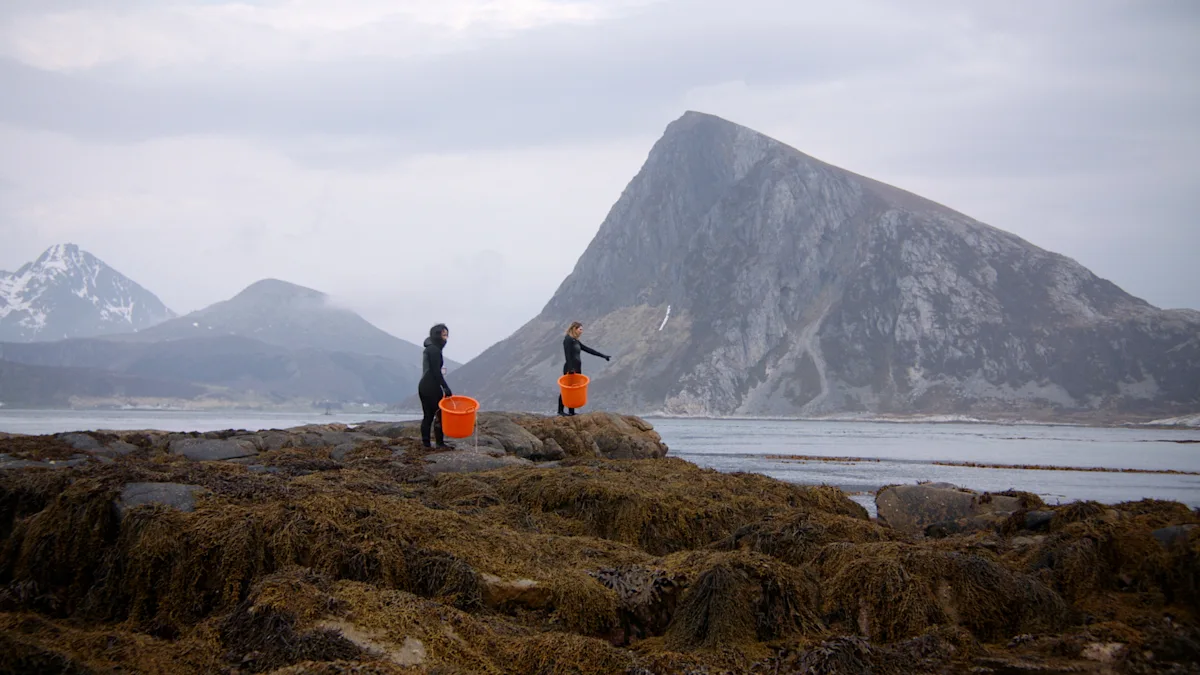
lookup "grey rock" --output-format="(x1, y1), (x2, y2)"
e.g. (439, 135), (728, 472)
(1152, 524), (1198, 549)
(538, 438), (566, 462)
(422, 451), (533, 475)
(99, 440), (139, 457)
(354, 421), (420, 440)
(1010, 535), (1047, 548)
(433, 111), (1200, 420)
(169, 437), (257, 461)
(1023, 510), (1055, 532)
(59, 432), (102, 451)
(876, 484), (1022, 536)
(0, 453), (89, 470)
(253, 431), (293, 452)
(331, 443), (357, 461)
(476, 413), (545, 459)
(0, 455), (49, 470)
(117, 482), (204, 515)
(925, 512), (1008, 538)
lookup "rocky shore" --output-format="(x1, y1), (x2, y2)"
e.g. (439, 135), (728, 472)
(1, 413), (1197, 674)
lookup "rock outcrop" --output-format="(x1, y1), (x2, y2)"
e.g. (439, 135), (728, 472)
(875, 482), (1042, 537)
(0, 411), (668, 480)
(443, 111), (1200, 420)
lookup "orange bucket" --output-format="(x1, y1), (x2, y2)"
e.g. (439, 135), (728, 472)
(558, 373), (589, 409)
(438, 395), (479, 438)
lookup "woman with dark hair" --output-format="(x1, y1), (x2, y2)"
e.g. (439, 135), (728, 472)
(558, 320), (610, 416)
(419, 323), (453, 448)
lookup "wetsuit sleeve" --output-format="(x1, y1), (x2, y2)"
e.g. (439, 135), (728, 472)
(422, 347), (434, 377)
(580, 342), (607, 359)
(438, 352), (452, 396)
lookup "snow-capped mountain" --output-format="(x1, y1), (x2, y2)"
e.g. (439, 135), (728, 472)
(0, 243), (175, 342)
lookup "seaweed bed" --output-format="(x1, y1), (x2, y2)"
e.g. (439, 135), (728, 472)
(1, 413), (1198, 674)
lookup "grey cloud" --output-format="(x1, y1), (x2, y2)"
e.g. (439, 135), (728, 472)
(3, 0), (1195, 177)
(0, 0), (948, 150)
(2, 0), (1198, 338)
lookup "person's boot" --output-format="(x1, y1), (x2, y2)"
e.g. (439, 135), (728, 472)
(567, 408), (576, 416)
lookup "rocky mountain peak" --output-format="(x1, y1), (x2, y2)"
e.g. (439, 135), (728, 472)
(0, 243), (175, 342)
(448, 111), (1199, 420)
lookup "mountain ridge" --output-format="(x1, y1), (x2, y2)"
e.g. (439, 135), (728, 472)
(1, 274), (454, 408)
(445, 111), (1200, 420)
(109, 277), (457, 369)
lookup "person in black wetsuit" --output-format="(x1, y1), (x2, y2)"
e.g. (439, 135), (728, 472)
(418, 323), (453, 448)
(558, 320), (610, 416)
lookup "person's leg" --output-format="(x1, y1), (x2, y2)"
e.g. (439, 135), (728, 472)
(419, 390), (436, 446)
(433, 405), (445, 447)
(568, 367), (579, 415)
(558, 363), (569, 415)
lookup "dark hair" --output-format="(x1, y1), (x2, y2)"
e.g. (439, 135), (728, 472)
(567, 321), (582, 334)
(429, 323), (448, 344)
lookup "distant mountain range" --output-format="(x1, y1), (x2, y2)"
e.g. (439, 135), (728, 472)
(441, 111), (1200, 422)
(6, 111), (1199, 421)
(0, 247), (454, 409)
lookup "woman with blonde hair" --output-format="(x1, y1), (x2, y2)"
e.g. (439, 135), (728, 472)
(558, 321), (610, 416)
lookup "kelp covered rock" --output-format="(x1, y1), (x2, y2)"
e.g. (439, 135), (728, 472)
(1, 415), (1198, 674)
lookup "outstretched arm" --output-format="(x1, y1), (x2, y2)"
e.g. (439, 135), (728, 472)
(580, 342), (610, 360)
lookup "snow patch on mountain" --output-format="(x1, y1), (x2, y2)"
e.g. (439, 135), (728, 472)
(0, 243), (175, 342)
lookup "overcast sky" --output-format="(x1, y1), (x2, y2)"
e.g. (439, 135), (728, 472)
(2, 0), (1197, 360)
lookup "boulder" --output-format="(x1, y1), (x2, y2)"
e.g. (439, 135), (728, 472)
(169, 438), (258, 461)
(58, 433), (102, 451)
(1022, 510), (1055, 532)
(475, 413), (546, 459)
(539, 438), (566, 461)
(576, 413), (668, 459)
(352, 421), (419, 439)
(247, 430), (294, 452)
(924, 512), (1009, 538)
(117, 482), (205, 515)
(876, 484), (1024, 536)
(0, 454), (52, 470)
(1152, 524), (1198, 549)
(422, 450), (533, 475)
(479, 573), (552, 610)
(101, 440), (139, 456)
(0, 454), (89, 470)
(513, 412), (668, 460)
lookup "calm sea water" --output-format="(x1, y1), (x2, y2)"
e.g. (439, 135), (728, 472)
(2, 410), (1198, 516)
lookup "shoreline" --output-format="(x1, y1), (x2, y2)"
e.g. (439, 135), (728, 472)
(3, 405), (1199, 431)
